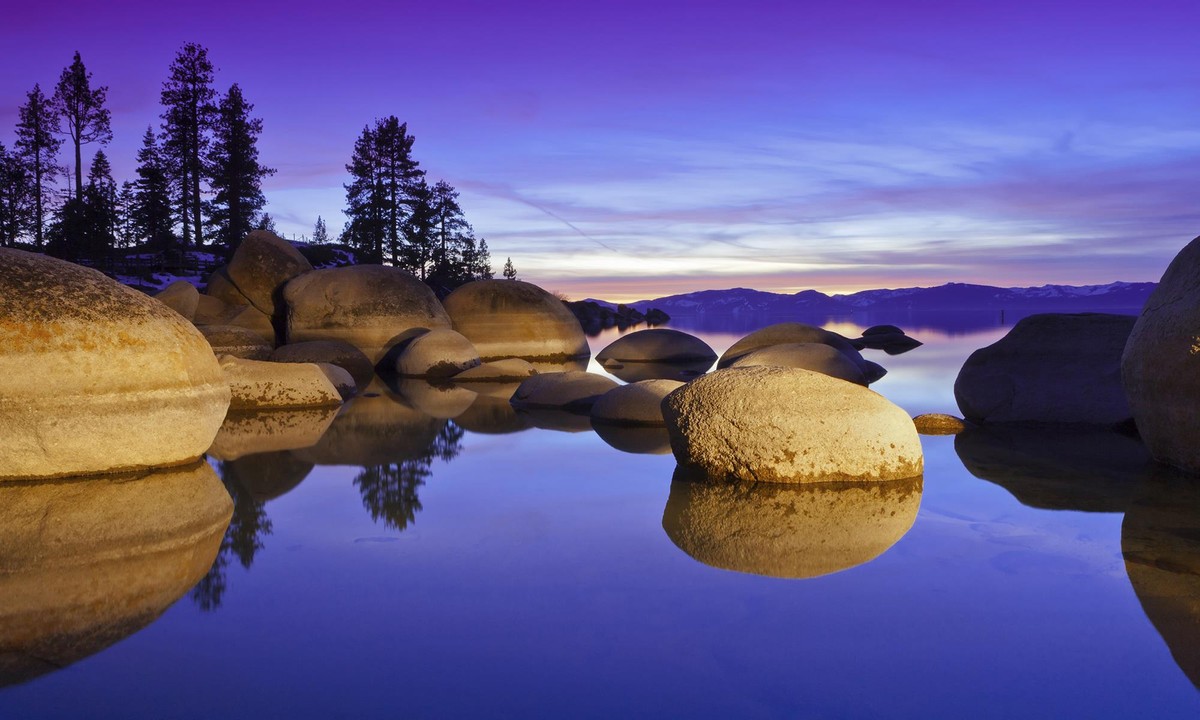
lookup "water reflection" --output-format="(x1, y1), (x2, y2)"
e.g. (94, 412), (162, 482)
(354, 423), (464, 531)
(0, 463), (231, 686)
(207, 408), (339, 461)
(516, 408), (594, 433)
(292, 381), (443, 467)
(604, 359), (713, 383)
(452, 382), (531, 435)
(955, 425), (1152, 512)
(388, 378), (477, 419)
(1123, 469), (1200, 688)
(592, 422), (674, 455)
(192, 460), (279, 612)
(662, 468), (922, 579)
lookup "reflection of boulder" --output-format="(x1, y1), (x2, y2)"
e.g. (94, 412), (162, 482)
(592, 423), (673, 454)
(216, 452), (314, 503)
(452, 383), (531, 435)
(454, 358), (538, 382)
(0, 463), (232, 686)
(510, 371), (619, 411)
(955, 424), (1151, 512)
(292, 383), (443, 466)
(663, 471), (922, 578)
(606, 359), (711, 383)
(517, 408), (594, 433)
(207, 407), (339, 461)
(529, 358), (589, 374)
(1122, 470), (1200, 687)
(590, 379), (682, 425)
(389, 378), (477, 419)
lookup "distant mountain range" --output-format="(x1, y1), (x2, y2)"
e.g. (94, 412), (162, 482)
(584, 281), (1156, 317)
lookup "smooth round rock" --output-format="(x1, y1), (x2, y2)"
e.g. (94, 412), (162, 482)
(200, 324), (273, 360)
(913, 413), (968, 435)
(270, 340), (375, 391)
(956, 313), (1135, 425)
(226, 304), (275, 344)
(193, 293), (237, 326)
(729, 342), (866, 385)
(153, 280), (199, 320)
(717, 322), (865, 370)
(283, 265), (451, 363)
(454, 358), (538, 382)
(590, 379), (684, 426)
(0, 462), (231, 686)
(662, 366), (923, 484)
(596, 329), (717, 365)
(316, 362), (357, 400)
(443, 280), (589, 361)
(509, 371), (619, 411)
(662, 471), (922, 578)
(1122, 235), (1200, 473)
(0, 249), (231, 481)
(219, 356), (344, 410)
(204, 265), (252, 308)
(227, 230), (313, 315)
(394, 328), (481, 378)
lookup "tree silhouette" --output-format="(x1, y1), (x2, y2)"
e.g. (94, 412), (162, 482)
(15, 84), (62, 249)
(160, 43), (216, 250)
(52, 51), (111, 205)
(0, 142), (30, 246)
(208, 83), (273, 252)
(190, 460), (274, 612)
(131, 127), (176, 255)
(353, 422), (464, 531)
(312, 215), (329, 244)
(503, 257), (517, 280)
(343, 116), (422, 265)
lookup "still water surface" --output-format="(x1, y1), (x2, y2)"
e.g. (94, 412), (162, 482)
(2, 310), (1198, 718)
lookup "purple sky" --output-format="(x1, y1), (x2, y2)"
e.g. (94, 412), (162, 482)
(2, 0), (1198, 300)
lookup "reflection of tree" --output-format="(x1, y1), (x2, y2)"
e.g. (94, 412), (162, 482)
(190, 461), (274, 612)
(354, 422), (464, 531)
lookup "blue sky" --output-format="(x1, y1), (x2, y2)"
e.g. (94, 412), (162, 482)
(2, 0), (1198, 300)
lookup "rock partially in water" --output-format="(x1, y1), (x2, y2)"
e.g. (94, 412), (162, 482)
(454, 358), (538, 382)
(200, 324), (273, 360)
(596, 328), (717, 365)
(393, 328), (481, 378)
(955, 313), (1135, 425)
(1123, 469), (1200, 687)
(663, 366), (922, 484)
(956, 424), (1152, 513)
(590, 379), (683, 426)
(207, 407), (339, 461)
(316, 362), (357, 400)
(0, 462), (231, 687)
(913, 413), (968, 435)
(662, 470), (923, 578)
(282, 265), (451, 364)
(729, 342), (867, 385)
(1122, 235), (1200, 473)
(226, 230), (313, 316)
(153, 279), (199, 320)
(0, 249), (230, 481)
(853, 328), (923, 355)
(509, 371), (619, 412)
(270, 340), (375, 392)
(442, 279), (589, 362)
(717, 322), (883, 382)
(219, 356), (344, 410)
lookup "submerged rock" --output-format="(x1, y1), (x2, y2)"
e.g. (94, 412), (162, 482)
(219, 356), (344, 410)
(662, 470), (922, 578)
(509, 371), (619, 411)
(954, 313), (1135, 426)
(442, 279), (589, 361)
(595, 328), (716, 366)
(662, 366), (922, 484)
(0, 249), (230, 481)
(1122, 235), (1200, 473)
(590, 379), (683, 426)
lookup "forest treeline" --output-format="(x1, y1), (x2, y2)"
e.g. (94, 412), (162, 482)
(0, 43), (516, 290)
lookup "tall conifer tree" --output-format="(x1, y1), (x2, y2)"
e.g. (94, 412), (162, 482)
(15, 84), (62, 249)
(132, 126), (175, 253)
(52, 51), (111, 204)
(0, 142), (31, 246)
(208, 83), (274, 249)
(160, 43), (216, 249)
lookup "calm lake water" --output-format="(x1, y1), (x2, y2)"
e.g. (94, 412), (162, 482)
(3, 309), (1199, 719)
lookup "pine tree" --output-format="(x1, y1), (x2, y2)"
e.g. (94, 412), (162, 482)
(115, 180), (136, 248)
(0, 142), (31, 246)
(256, 212), (276, 233)
(52, 51), (111, 204)
(15, 84), (62, 249)
(208, 83), (273, 250)
(82, 150), (118, 259)
(471, 237), (494, 279)
(402, 177), (436, 279)
(343, 116), (422, 265)
(132, 126), (175, 253)
(160, 43), (216, 249)
(312, 215), (329, 244)
(503, 257), (517, 280)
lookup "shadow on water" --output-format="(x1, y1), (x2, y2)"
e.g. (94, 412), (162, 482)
(662, 467), (923, 579)
(0, 463), (231, 686)
(954, 424), (1153, 513)
(1123, 467), (1200, 688)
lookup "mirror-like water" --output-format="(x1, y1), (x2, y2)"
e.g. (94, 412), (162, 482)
(2, 309), (1197, 719)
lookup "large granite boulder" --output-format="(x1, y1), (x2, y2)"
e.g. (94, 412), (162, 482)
(590, 379), (683, 426)
(0, 462), (231, 686)
(204, 265), (253, 308)
(282, 265), (451, 364)
(662, 366), (922, 484)
(153, 280), (199, 320)
(595, 329), (716, 366)
(955, 313), (1136, 426)
(193, 293), (238, 326)
(219, 356), (344, 410)
(509, 371), (619, 411)
(442, 280), (589, 362)
(717, 322), (884, 382)
(728, 342), (867, 385)
(0, 250), (231, 481)
(662, 470), (922, 578)
(270, 340), (375, 391)
(393, 328), (481, 378)
(226, 230), (313, 316)
(200, 324), (273, 360)
(1122, 235), (1200, 472)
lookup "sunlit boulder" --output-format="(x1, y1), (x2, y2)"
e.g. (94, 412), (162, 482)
(662, 366), (922, 484)
(219, 356), (344, 410)
(393, 328), (481, 378)
(595, 328), (716, 366)
(225, 303), (275, 344)
(0, 249), (231, 481)
(0, 462), (231, 686)
(912, 413), (967, 435)
(955, 313), (1135, 425)
(207, 407), (340, 461)
(590, 379), (683, 425)
(226, 230), (313, 316)
(270, 340), (375, 391)
(717, 322), (883, 382)
(662, 470), (922, 578)
(282, 265), (451, 364)
(152, 279), (199, 320)
(442, 279), (589, 362)
(728, 342), (867, 385)
(200, 324), (273, 360)
(509, 371), (619, 411)
(1122, 235), (1200, 473)
(193, 293), (237, 326)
